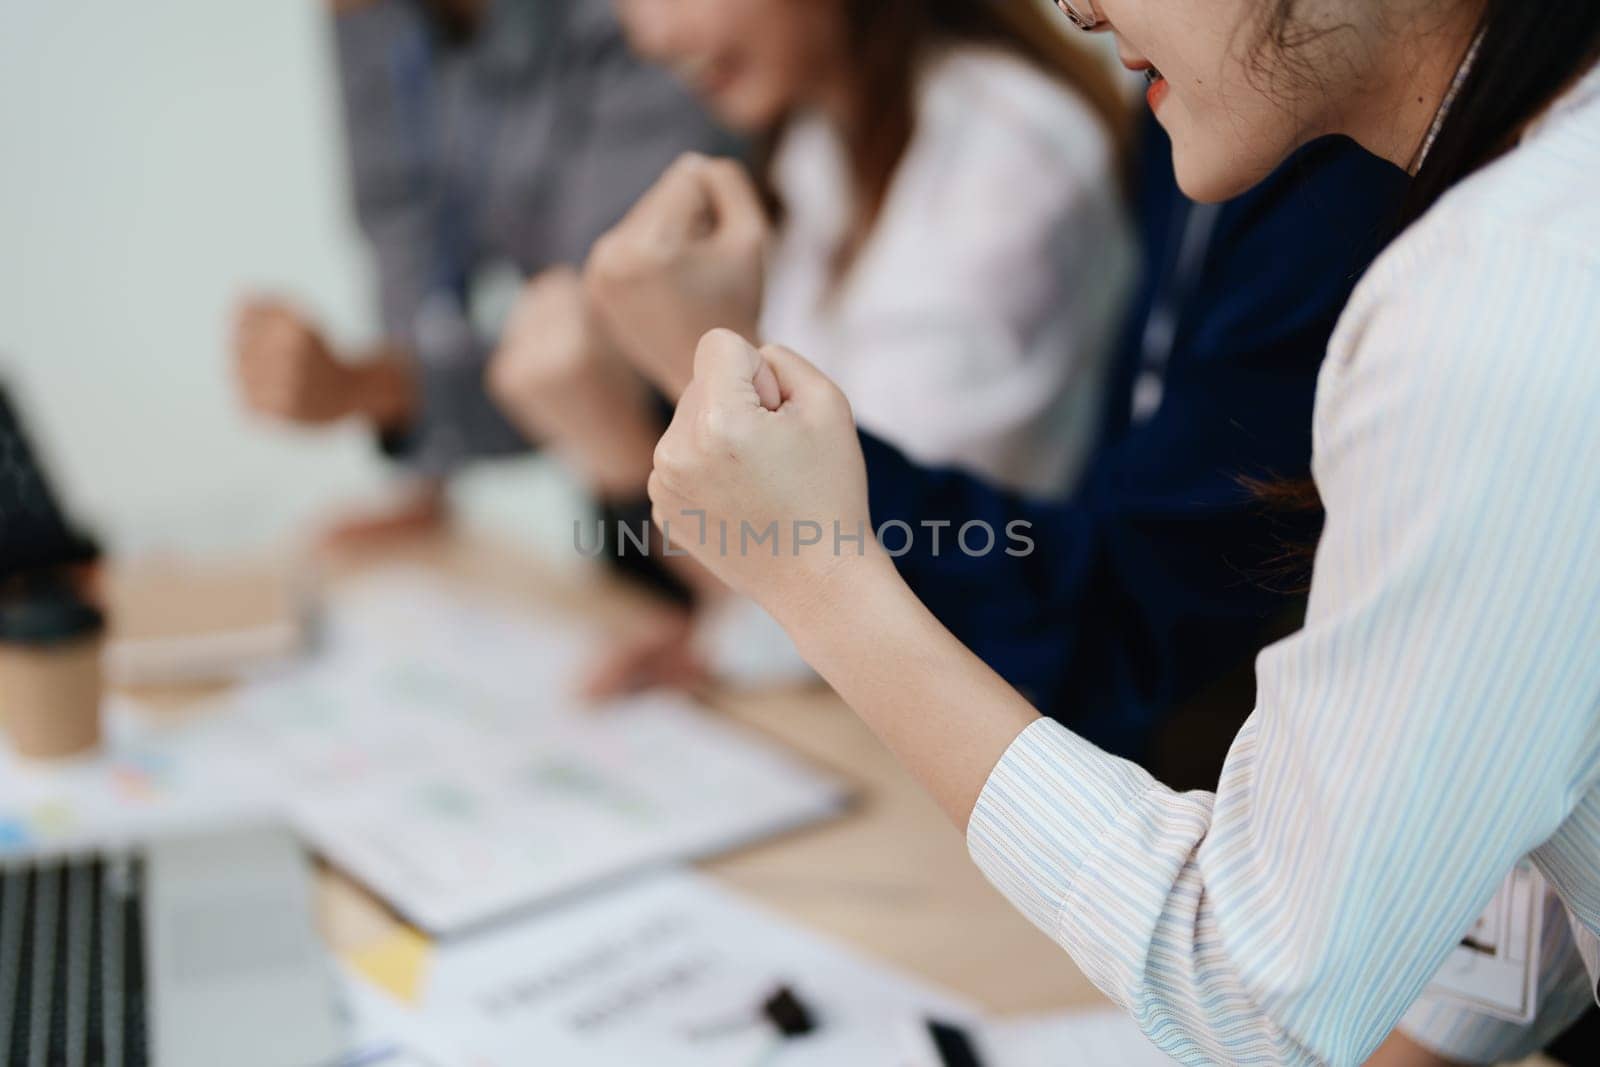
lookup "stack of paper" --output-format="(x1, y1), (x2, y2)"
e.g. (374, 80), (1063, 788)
(333, 869), (1179, 1067)
(6, 569), (1179, 1067)
(182, 571), (850, 934)
(345, 869), (978, 1066)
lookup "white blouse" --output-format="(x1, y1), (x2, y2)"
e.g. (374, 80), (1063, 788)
(705, 44), (1134, 689)
(966, 63), (1600, 1065)
(761, 45), (1133, 497)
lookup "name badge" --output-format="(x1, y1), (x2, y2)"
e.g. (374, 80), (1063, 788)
(1425, 865), (1544, 1023)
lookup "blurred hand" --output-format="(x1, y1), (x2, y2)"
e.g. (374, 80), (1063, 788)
(580, 611), (707, 702)
(586, 154), (768, 400)
(317, 480), (449, 552)
(647, 329), (883, 623)
(233, 297), (415, 429)
(487, 266), (662, 497)
(233, 298), (359, 425)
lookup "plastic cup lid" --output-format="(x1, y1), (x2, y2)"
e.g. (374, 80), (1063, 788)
(0, 582), (105, 645)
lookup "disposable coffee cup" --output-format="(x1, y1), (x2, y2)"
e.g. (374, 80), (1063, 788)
(0, 582), (106, 760)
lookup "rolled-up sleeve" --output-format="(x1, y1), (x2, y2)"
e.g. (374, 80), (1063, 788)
(337, 0), (729, 473)
(333, 1), (528, 470)
(966, 221), (1600, 1065)
(332, 0), (439, 346)
(378, 331), (530, 471)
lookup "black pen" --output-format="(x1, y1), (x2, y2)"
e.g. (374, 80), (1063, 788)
(899, 1017), (987, 1067)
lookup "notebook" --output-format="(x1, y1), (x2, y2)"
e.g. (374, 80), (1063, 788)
(173, 571), (850, 935)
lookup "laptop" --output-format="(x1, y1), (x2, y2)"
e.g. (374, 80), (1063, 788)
(0, 379), (344, 1065)
(0, 824), (344, 1067)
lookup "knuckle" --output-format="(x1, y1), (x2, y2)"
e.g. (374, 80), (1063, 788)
(667, 151), (707, 178)
(651, 433), (676, 472)
(586, 233), (630, 287)
(542, 262), (582, 288)
(653, 430), (704, 489)
(494, 340), (580, 399)
(825, 380), (852, 416)
(653, 437), (687, 477)
(485, 349), (523, 401)
(634, 231), (676, 269)
(806, 381), (852, 426)
(598, 232), (668, 283)
(526, 266), (581, 309)
(697, 326), (738, 353)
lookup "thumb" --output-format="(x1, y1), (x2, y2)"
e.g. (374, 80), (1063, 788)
(646, 154), (721, 243)
(752, 358), (781, 412)
(692, 328), (781, 411)
(755, 343), (841, 413)
(696, 158), (768, 247)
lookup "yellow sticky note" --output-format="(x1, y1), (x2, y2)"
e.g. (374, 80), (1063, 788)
(346, 927), (432, 1006)
(29, 802), (76, 837)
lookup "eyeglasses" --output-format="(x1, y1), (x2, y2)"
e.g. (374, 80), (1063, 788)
(1054, 0), (1105, 32)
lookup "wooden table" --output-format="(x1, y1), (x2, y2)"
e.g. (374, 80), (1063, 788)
(114, 529), (1100, 1018)
(112, 531), (1570, 1067)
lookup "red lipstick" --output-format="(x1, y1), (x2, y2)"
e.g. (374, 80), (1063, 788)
(1144, 68), (1169, 110)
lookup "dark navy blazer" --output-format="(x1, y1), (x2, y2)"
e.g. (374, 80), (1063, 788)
(861, 117), (1410, 762)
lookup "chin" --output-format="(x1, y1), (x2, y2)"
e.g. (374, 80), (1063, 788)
(710, 90), (782, 136)
(1170, 140), (1280, 205)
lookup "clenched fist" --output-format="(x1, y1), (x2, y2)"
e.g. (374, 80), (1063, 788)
(487, 267), (661, 496)
(585, 154), (769, 401)
(647, 329), (885, 622)
(232, 297), (415, 430)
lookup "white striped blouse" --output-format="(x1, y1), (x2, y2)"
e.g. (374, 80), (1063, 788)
(966, 63), (1600, 1066)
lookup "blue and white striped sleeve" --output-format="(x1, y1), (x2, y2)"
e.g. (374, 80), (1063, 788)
(1399, 891), (1596, 1063)
(966, 220), (1600, 1066)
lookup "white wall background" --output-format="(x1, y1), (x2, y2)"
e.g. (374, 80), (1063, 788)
(0, 0), (1113, 562)
(0, 0), (574, 559)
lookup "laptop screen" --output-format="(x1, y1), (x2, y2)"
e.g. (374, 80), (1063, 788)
(0, 383), (98, 581)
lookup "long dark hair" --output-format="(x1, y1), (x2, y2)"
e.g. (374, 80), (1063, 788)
(841, 1), (1129, 221)
(1256, 0), (1600, 562)
(759, 0), (1130, 284)
(1261, 1), (1600, 220)
(1404, 1), (1600, 225)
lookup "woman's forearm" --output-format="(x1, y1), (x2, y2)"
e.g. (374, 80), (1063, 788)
(778, 551), (1040, 828)
(1363, 1033), (1469, 1067)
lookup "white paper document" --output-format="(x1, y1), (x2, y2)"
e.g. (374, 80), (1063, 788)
(333, 968), (459, 1067)
(0, 699), (266, 855)
(182, 571), (850, 934)
(357, 868), (979, 1067)
(345, 868), (1179, 1067)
